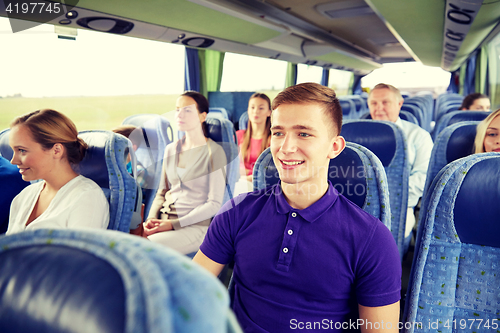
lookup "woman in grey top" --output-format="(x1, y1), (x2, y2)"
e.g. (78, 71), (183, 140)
(143, 91), (227, 254)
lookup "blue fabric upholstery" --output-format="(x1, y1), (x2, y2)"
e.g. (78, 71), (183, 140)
(0, 228), (233, 333)
(122, 114), (174, 218)
(0, 156), (29, 233)
(436, 101), (462, 122)
(238, 111), (249, 131)
(341, 120), (409, 258)
(0, 128), (12, 161)
(208, 91), (255, 127)
(435, 93), (463, 120)
(252, 143), (392, 228)
(360, 111), (418, 125)
(403, 153), (500, 333)
(433, 111), (489, 140)
(79, 130), (138, 232)
(209, 107), (229, 119)
(338, 98), (357, 120)
(401, 104), (424, 128)
(422, 121), (478, 205)
(406, 96), (433, 131)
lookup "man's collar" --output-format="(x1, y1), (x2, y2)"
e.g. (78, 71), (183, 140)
(274, 181), (338, 223)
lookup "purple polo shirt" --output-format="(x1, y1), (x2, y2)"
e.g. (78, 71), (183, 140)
(200, 182), (401, 332)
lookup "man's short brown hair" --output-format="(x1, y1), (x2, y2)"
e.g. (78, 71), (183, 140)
(272, 82), (342, 136)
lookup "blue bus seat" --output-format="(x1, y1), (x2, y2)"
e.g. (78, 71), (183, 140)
(345, 95), (366, 117)
(341, 120), (409, 259)
(403, 153), (500, 333)
(252, 143), (392, 228)
(79, 130), (138, 232)
(401, 104), (424, 128)
(238, 111), (249, 131)
(0, 228), (234, 333)
(436, 101), (462, 122)
(0, 156), (29, 234)
(421, 121), (478, 209)
(433, 111), (489, 140)
(435, 93), (463, 120)
(0, 128), (12, 160)
(360, 111), (418, 125)
(208, 107), (229, 119)
(208, 91), (255, 128)
(122, 114), (174, 219)
(338, 98), (357, 120)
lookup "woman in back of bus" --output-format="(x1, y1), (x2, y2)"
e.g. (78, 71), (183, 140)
(474, 108), (500, 153)
(236, 93), (272, 185)
(460, 93), (491, 111)
(7, 109), (109, 234)
(143, 91), (226, 255)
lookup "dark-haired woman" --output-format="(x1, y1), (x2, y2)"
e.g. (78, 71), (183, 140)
(236, 93), (272, 182)
(460, 93), (491, 111)
(7, 109), (109, 234)
(144, 91), (226, 254)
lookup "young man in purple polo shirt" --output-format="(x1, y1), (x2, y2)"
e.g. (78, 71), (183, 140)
(194, 83), (401, 332)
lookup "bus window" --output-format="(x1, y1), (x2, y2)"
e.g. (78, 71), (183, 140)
(296, 64), (322, 85)
(328, 68), (353, 96)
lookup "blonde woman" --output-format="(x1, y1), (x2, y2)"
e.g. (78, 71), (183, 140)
(7, 109), (109, 234)
(474, 108), (500, 153)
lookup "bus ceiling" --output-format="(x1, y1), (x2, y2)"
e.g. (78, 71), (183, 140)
(1, 0), (499, 74)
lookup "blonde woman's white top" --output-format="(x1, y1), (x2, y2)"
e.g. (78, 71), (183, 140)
(7, 175), (109, 234)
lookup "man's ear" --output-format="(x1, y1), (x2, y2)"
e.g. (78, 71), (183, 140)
(328, 135), (346, 159)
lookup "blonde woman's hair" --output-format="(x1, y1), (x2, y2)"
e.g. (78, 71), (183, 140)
(474, 108), (500, 153)
(11, 109), (87, 164)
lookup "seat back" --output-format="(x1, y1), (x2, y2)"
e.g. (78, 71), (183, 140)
(341, 120), (409, 258)
(435, 93), (463, 120)
(252, 143), (392, 228)
(0, 129), (12, 160)
(338, 98), (357, 120)
(209, 107), (229, 119)
(401, 104), (424, 128)
(238, 111), (249, 131)
(0, 228), (233, 333)
(78, 130), (138, 232)
(0, 156), (29, 233)
(122, 114), (174, 218)
(433, 111), (488, 140)
(403, 153), (500, 333)
(422, 121), (478, 203)
(436, 101), (462, 122)
(360, 111), (418, 125)
(208, 91), (255, 127)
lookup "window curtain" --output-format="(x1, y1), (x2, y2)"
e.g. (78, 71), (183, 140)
(463, 53), (477, 96)
(199, 49), (225, 97)
(447, 70), (460, 93)
(285, 63), (297, 88)
(488, 40), (498, 109)
(184, 47), (200, 92)
(475, 46), (488, 95)
(351, 74), (364, 95)
(320, 68), (329, 86)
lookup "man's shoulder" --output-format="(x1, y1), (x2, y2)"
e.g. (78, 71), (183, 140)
(335, 193), (384, 229)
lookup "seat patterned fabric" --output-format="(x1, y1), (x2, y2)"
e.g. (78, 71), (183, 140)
(0, 229), (232, 333)
(122, 114), (174, 218)
(401, 104), (424, 128)
(403, 153), (500, 333)
(238, 111), (249, 131)
(208, 91), (255, 126)
(341, 120), (409, 258)
(433, 111), (489, 140)
(252, 143), (392, 228)
(435, 93), (463, 121)
(338, 98), (357, 120)
(79, 130), (138, 232)
(422, 121), (478, 204)
(0, 128), (12, 160)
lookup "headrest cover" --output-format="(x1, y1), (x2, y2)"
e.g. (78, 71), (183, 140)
(0, 129), (12, 161)
(206, 117), (223, 143)
(341, 122), (396, 167)
(0, 245), (125, 333)
(448, 111), (490, 126)
(78, 132), (111, 189)
(446, 125), (476, 163)
(454, 158), (500, 247)
(339, 100), (352, 115)
(330, 147), (366, 208)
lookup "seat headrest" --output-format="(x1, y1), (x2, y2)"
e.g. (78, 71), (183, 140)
(448, 111), (490, 126)
(341, 121), (397, 167)
(206, 117), (223, 142)
(454, 157), (500, 247)
(0, 245), (125, 333)
(0, 129), (12, 161)
(339, 100), (352, 115)
(445, 124), (476, 163)
(78, 131), (113, 189)
(330, 147), (366, 208)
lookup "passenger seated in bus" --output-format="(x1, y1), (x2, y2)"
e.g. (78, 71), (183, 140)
(194, 83), (401, 333)
(460, 93), (491, 111)
(7, 109), (109, 234)
(0, 155), (29, 233)
(143, 91), (227, 255)
(111, 124), (148, 190)
(474, 108), (500, 153)
(368, 83), (433, 252)
(237, 93), (272, 180)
